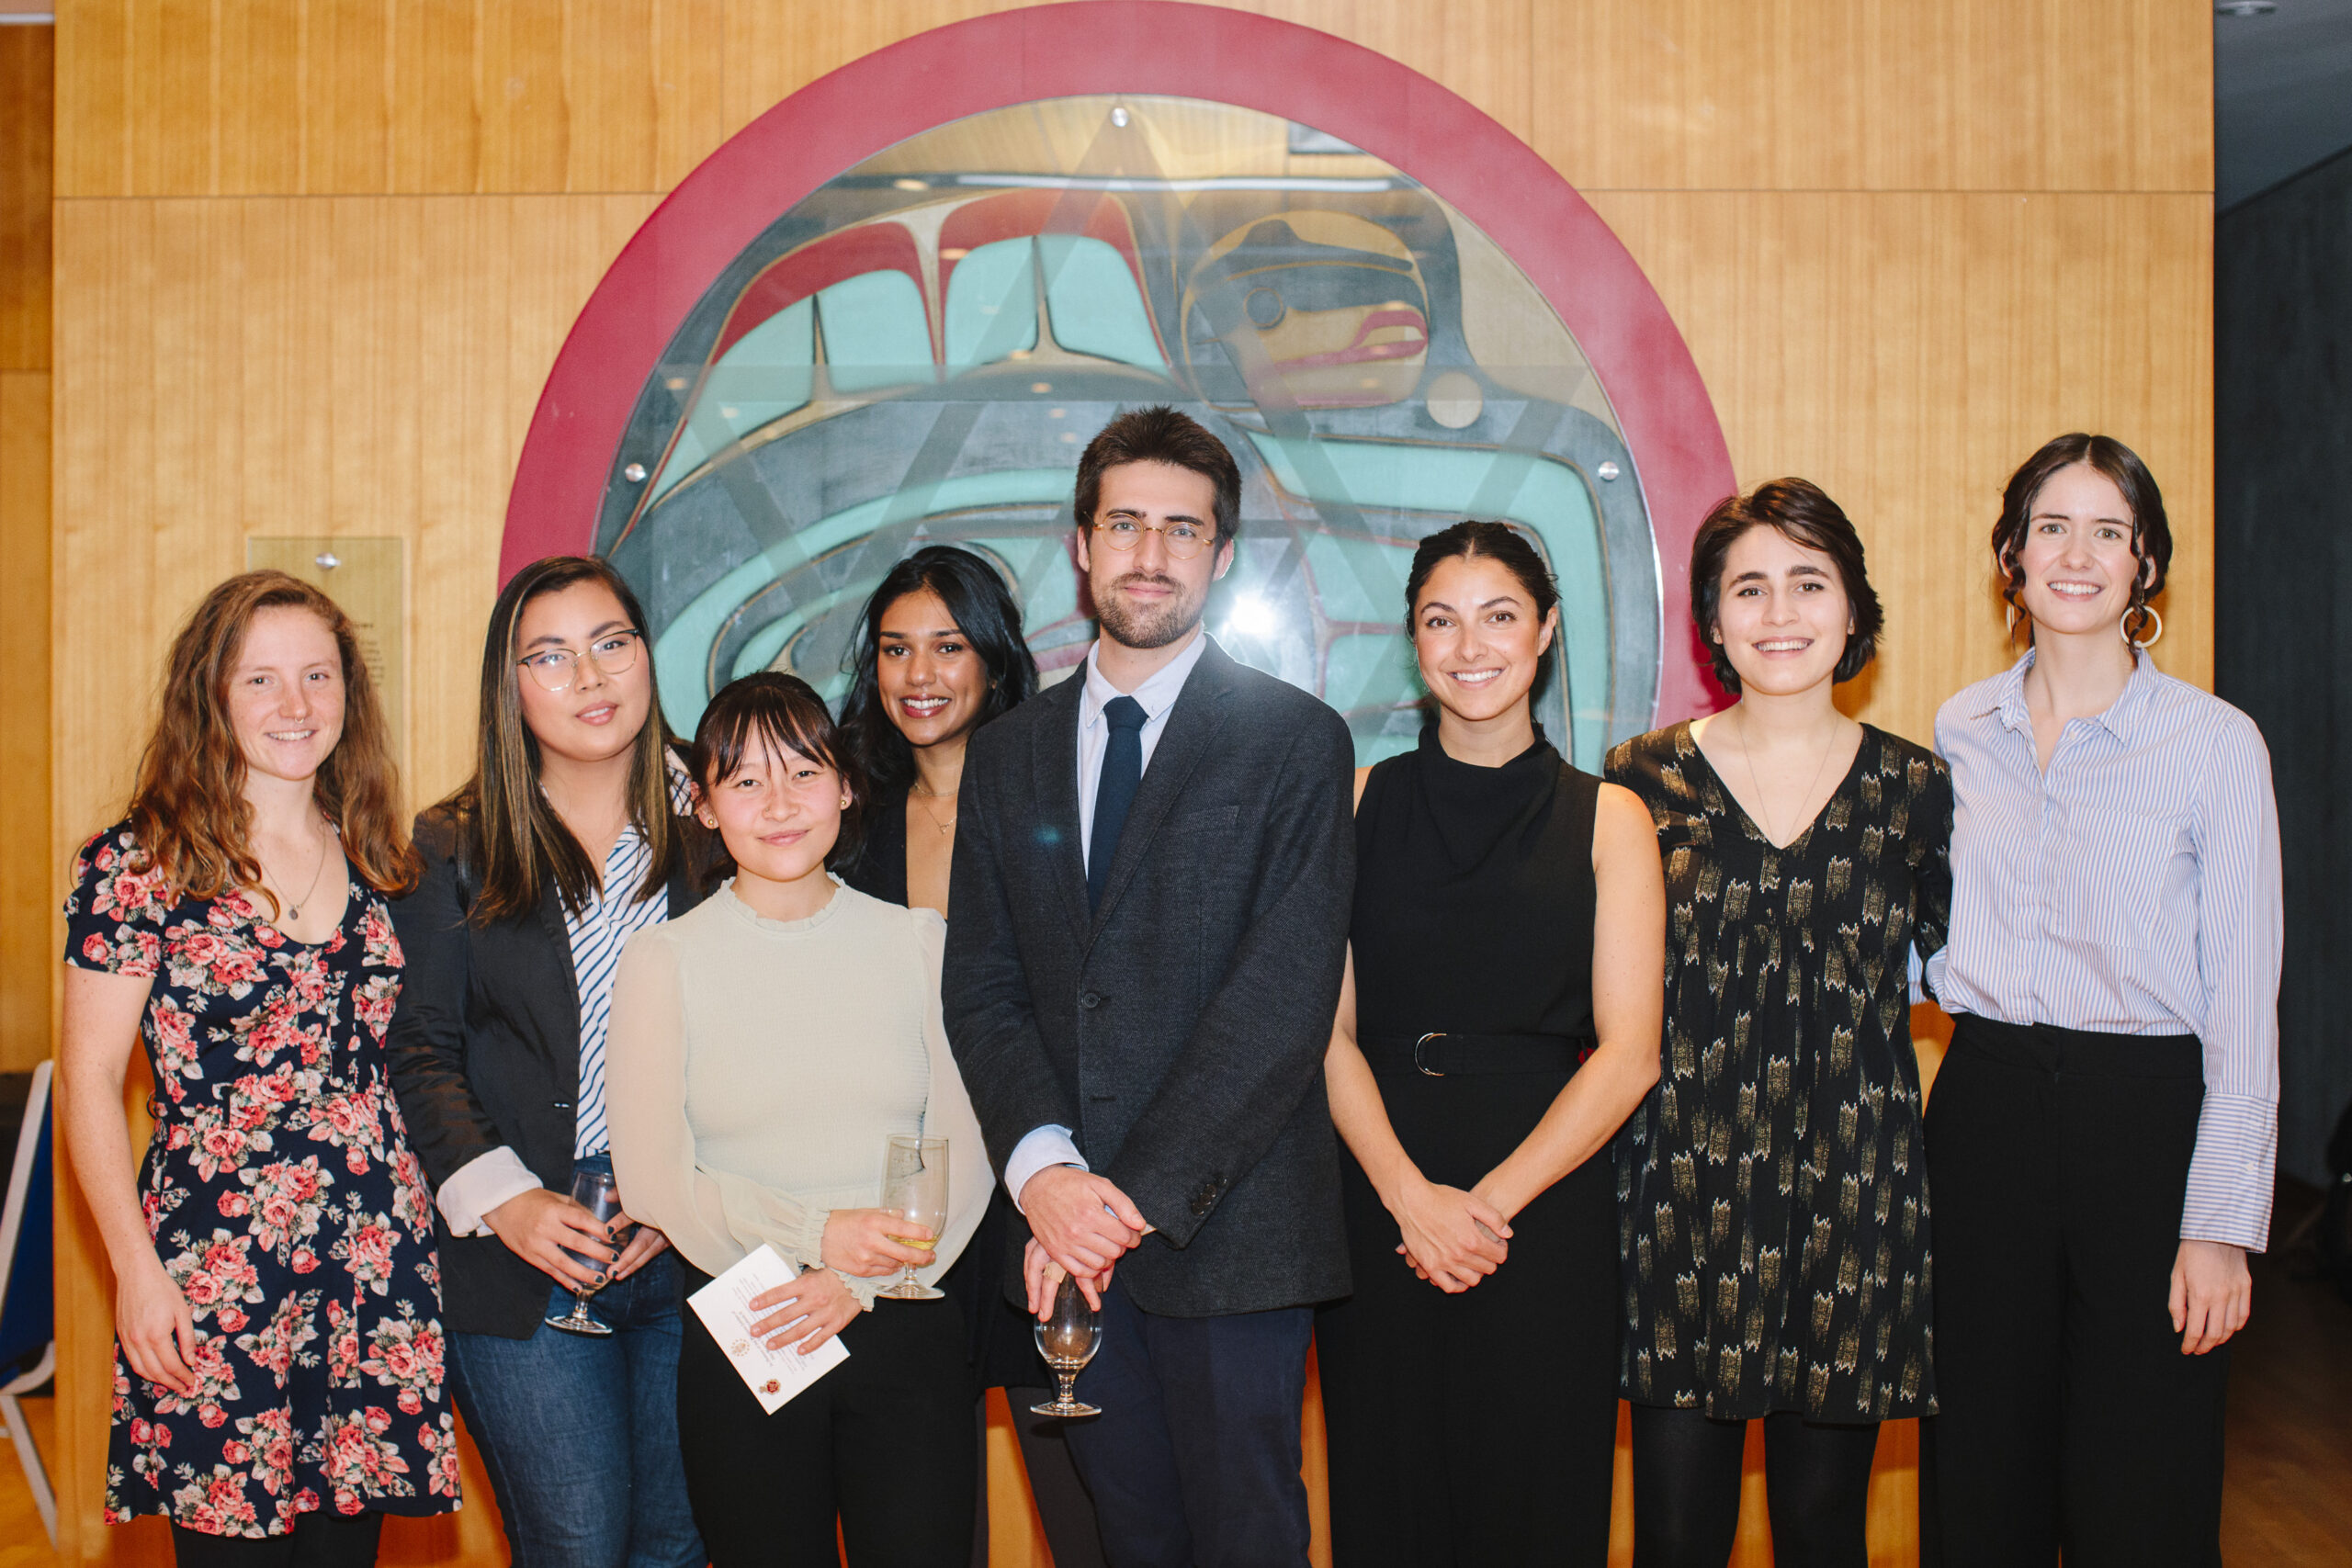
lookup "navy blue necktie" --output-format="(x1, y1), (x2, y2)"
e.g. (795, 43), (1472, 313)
(1088, 695), (1148, 913)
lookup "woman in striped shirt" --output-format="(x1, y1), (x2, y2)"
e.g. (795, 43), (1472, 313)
(387, 556), (707, 1568)
(1923, 434), (2281, 1568)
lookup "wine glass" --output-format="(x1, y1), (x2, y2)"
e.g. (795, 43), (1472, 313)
(544, 1167), (625, 1336)
(876, 1134), (949, 1301)
(1030, 1273), (1102, 1417)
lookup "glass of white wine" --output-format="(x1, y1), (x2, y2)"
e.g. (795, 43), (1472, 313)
(1030, 1272), (1102, 1417)
(877, 1134), (948, 1301)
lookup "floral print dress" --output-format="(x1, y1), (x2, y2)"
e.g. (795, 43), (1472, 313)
(66, 825), (461, 1535)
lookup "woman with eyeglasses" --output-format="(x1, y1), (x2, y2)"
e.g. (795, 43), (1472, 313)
(834, 547), (1106, 1567)
(386, 556), (707, 1568)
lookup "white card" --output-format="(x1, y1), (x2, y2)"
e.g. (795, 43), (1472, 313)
(686, 1245), (850, 1414)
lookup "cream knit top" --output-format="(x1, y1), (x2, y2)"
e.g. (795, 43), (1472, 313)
(605, 877), (989, 1309)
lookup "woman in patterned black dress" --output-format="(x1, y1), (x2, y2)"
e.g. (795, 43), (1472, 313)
(1607, 482), (1951, 1568)
(57, 573), (457, 1563)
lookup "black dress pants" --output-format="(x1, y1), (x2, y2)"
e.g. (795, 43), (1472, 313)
(1921, 1017), (2230, 1568)
(1316, 1066), (1620, 1567)
(676, 1265), (977, 1567)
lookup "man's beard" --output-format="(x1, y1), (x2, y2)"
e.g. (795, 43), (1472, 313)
(1094, 572), (1205, 650)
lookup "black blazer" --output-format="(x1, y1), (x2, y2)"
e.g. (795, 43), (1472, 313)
(386, 803), (707, 1338)
(944, 638), (1357, 1316)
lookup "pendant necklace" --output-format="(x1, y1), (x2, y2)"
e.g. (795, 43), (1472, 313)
(274, 831), (331, 923)
(910, 784), (957, 837)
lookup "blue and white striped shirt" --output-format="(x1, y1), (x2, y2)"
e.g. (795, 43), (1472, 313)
(567, 826), (671, 1158)
(1927, 650), (2282, 1251)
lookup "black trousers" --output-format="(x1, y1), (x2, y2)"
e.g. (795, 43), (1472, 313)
(1316, 1066), (1619, 1567)
(1921, 1017), (2230, 1568)
(676, 1266), (977, 1567)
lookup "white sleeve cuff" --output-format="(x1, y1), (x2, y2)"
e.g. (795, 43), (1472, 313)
(436, 1146), (546, 1237)
(1006, 1125), (1087, 1214)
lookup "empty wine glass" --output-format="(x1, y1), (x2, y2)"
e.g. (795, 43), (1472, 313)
(1030, 1273), (1102, 1417)
(877, 1134), (949, 1301)
(544, 1167), (624, 1336)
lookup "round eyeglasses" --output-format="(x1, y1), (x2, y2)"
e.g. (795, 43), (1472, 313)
(518, 629), (643, 693)
(1091, 516), (1218, 561)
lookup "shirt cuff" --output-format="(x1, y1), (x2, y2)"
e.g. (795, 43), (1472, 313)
(1919, 946), (1946, 1008)
(436, 1146), (546, 1237)
(1006, 1125), (1087, 1214)
(2180, 1092), (2277, 1253)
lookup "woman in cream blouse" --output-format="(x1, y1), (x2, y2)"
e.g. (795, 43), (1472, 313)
(607, 671), (989, 1567)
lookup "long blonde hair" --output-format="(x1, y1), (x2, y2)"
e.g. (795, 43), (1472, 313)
(126, 570), (418, 908)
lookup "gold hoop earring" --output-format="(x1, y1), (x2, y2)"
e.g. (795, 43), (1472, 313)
(2123, 604), (2164, 649)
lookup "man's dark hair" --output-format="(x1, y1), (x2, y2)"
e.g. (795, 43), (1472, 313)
(1072, 406), (1242, 546)
(1991, 433), (2170, 645)
(1690, 478), (1883, 696)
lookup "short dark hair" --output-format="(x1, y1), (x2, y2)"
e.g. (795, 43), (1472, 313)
(1992, 434), (2170, 644)
(1690, 479), (1883, 696)
(838, 547), (1039, 796)
(1072, 406), (1241, 546)
(688, 671), (866, 885)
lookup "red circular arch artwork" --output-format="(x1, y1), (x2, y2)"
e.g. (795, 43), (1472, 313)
(503, 0), (1735, 726)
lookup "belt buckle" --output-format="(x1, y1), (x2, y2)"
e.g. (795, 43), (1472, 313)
(1414, 1032), (1447, 1077)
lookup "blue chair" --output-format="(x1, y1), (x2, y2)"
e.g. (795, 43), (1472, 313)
(0, 1060), (55, 1543)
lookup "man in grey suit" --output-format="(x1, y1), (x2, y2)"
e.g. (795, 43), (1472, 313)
(944, 406), (1355, 1567)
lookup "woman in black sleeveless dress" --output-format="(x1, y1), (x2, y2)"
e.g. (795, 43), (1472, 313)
(1317, 523), (1667, 1565)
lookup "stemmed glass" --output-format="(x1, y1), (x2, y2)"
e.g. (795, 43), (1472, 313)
(876, 1134), (949, 1301)
(544, 1167), (627, 1336)
(1030, 1273), (1102, 1417)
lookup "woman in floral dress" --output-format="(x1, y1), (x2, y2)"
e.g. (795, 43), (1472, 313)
(57, 571), (459, 1563)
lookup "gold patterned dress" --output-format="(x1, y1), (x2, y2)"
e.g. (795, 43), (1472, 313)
(1606, 722), (1951, 1421)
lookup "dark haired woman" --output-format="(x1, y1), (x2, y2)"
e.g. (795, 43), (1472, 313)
(385, 556), (703, 1568)
(836, 547), (1105, 1566)
(839, 545), (1038, 914)
(1316, 522), (1667, 1564)
(1609, 480), (1951, 1568)
(1922, 436), (2278, 1567)
(607, 672), (991, 1565)
(59, 571), (458, 1560)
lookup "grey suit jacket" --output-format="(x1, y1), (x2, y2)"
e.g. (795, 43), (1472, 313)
(944, 637), (1357, 1316)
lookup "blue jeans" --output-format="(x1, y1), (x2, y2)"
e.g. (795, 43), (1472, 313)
(447, 1244), (702, 1568)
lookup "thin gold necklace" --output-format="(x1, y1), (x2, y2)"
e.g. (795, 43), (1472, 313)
(1734, 710), (1839, 848)
(908, 783), (957, 836)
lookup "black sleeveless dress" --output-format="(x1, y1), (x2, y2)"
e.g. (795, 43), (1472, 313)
(1315, 728), (1619, 1567)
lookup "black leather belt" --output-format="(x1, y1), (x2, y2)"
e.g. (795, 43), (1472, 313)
(1359, 1032), (1594, 1077)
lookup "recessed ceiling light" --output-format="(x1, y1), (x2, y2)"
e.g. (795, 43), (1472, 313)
(2216, 2), (2276, 15)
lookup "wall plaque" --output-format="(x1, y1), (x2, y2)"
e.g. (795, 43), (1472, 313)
(244, 536), (407, 763)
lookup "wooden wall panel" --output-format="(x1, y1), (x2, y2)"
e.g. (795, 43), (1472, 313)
(0, 371), (50, 1077)
(46, 0), (2212, 1562)
(1534, 0), (2211, 195)
(0, 22), (53, 1080)
(57, 0), (2211, 198)
(1589, 189), (2216, 741)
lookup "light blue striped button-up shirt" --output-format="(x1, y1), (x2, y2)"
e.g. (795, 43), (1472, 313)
(1927, 649), (2282, 1252)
